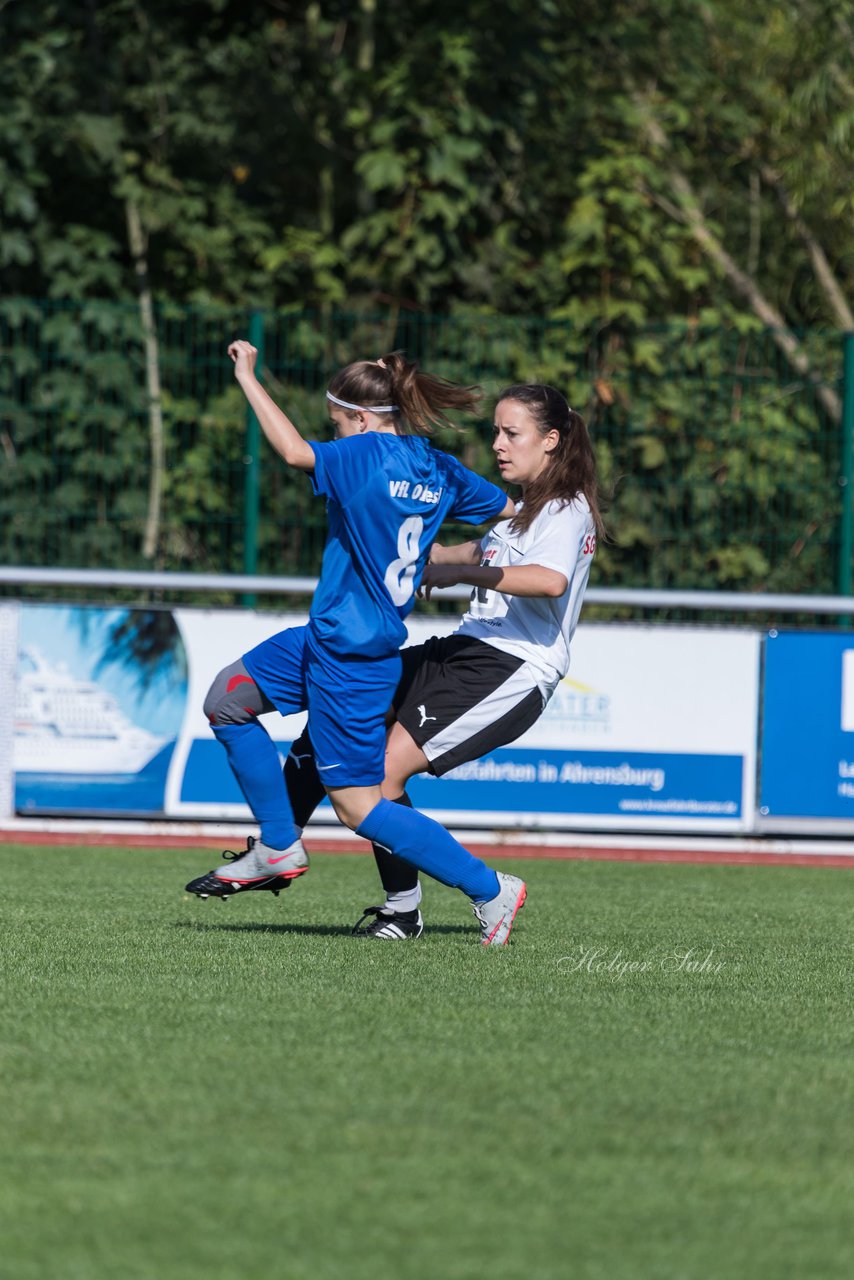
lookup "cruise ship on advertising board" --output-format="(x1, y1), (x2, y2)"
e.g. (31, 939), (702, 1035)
(14, 647), (167, 776)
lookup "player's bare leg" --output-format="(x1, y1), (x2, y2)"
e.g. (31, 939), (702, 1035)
(382, 721), (429, 798)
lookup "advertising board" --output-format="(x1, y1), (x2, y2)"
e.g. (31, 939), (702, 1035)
(759, 629), (854, 832)
(0, 603), (18, 820)
(12, 603), (760, 834)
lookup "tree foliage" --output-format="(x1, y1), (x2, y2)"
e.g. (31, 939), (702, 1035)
(2, 0), (854, 593)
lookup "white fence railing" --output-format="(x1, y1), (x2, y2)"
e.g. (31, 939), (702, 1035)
(2, 566), (853, 614)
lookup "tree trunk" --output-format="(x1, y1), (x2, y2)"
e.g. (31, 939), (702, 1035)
(760, 162), (854, 331)
(636, 102), (843, 423)
(125, 198), (165, 560)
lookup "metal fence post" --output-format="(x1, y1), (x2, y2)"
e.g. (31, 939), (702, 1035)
(242, 309), (264, 608)
(838, 332), (854, 601)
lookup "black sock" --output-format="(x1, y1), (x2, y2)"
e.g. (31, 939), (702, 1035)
(373, 791), (420, 896)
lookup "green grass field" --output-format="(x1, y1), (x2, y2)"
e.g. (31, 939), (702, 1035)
(2, 843), (853, 1280)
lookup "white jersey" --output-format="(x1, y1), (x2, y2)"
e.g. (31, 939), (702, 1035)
(455, 495), (596, 694)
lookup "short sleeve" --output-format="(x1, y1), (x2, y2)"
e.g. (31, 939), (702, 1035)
(308, 439), (339, 501)
(519, 500), (594, 577)
(444, 455), (507, 525)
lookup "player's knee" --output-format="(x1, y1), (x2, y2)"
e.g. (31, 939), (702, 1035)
(204, 660), (263, 725)
(327, 795), (359, 830)
(327, 789), (378, 831)
(204, 685), (256, 725)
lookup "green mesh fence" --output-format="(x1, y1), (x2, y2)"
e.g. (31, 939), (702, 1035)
(1, 298), (849, 601)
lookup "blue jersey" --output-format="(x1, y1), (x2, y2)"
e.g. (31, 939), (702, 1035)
(308, 433), (506, 658)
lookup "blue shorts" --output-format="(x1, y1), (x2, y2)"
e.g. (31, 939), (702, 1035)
(243, 624), (401, 788)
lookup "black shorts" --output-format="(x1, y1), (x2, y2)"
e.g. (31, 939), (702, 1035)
(393, 634), (545, 776)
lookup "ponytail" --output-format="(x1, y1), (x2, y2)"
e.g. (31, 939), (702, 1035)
(328, 350), (481, 436)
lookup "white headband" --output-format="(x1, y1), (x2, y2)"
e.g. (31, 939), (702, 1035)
(326, 391), (399, 414)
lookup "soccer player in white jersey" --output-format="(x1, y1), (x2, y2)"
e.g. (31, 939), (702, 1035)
(185, 343), (531, 945)
(280, 384), (605, 938)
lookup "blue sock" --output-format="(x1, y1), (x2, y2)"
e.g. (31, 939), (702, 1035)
(213, 722), (298, 850)
(356, 799), (500, 902)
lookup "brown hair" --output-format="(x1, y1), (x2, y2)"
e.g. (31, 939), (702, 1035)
(328, 350), (481, 436)
(497, 384), (606, 536)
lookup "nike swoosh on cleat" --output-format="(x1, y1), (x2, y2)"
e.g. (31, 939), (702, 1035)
(267, 852), (300, 864)
(484, 886), (527, 944)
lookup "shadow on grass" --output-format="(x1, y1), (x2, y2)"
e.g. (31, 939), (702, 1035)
(175, 919), (347, 937)
(174, 919), (473, 937)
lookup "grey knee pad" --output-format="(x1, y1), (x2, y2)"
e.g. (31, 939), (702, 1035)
(203, 659), (273, 725)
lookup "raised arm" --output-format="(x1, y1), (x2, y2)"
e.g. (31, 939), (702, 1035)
(229, 339), (316, 472)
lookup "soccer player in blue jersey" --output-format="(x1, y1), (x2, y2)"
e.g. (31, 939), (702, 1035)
(185, 340), (528, 944)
